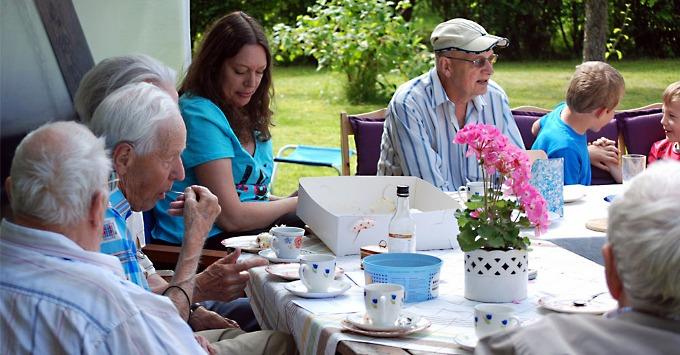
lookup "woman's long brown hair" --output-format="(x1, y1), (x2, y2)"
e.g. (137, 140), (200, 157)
(181, 11), (273, 142)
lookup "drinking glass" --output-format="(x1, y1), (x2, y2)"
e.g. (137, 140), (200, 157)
(621, 154), (646, 184)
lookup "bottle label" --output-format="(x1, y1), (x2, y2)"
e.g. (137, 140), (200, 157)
(388, 233), (413, 253)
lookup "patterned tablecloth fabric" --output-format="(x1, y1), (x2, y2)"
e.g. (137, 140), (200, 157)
(246, 233), (614, 355)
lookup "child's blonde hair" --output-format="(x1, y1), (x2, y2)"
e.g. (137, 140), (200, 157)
(566, 61), (625, 114)
(663, 81), (680, 105)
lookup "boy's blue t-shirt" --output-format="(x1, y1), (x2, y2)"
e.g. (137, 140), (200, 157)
(531, 102), (591, 185)
(152, 94), (274, 244)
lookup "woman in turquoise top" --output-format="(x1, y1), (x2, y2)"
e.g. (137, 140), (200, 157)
(153, 12), (300, 247)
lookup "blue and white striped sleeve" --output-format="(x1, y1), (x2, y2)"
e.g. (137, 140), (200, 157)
(389, 95), (450, 190)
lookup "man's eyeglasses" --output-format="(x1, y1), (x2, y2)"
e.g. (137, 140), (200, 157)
(442, 53), (498, 68)
(108, 178), (120, 191)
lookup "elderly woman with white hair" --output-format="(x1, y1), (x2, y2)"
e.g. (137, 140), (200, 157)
(76, 55), (267, 332)
(476, 160), (680, 354)
(74, 53), (178, 122)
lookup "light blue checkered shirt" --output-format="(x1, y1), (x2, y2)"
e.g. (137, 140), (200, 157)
(100, 178), (150, 290)
(377, 68), (524, 191)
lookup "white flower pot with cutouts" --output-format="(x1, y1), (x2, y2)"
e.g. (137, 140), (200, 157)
(464, 248), (528, 303)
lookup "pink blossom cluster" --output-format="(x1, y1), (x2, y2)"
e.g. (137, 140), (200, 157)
(454, 124), (550, 235)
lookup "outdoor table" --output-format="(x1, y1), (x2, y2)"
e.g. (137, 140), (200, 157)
(245, 233), (613, 355)
(536, 184), (622, 264)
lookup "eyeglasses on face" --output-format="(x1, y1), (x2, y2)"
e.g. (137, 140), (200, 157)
(442, 53), (498, 68)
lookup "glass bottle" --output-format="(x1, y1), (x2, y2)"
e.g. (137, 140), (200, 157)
(387, 185), (416, 253)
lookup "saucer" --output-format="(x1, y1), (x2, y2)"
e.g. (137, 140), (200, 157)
(563, 184), (586, 203)
(221, 235), (262, 253)
(284, 279), (351, 298)
(258, 249), (309, 263)
(548, 211), (561, 222)
(345, 313), (422, 332)
(538, 295), (616, 314)
(340, 316), (431, 338)
(453, 333), (478, 351)
(265, 263), (344, 281)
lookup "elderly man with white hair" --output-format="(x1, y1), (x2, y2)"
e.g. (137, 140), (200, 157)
(0, 121), (295, 354)
(75, 54), (267, 332)
(476, 160), (680, 354)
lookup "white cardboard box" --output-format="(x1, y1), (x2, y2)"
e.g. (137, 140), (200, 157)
(297, 176), (461, 256)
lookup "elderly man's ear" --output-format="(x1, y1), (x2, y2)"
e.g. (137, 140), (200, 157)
(111, 142), (135, 175)
(89, 190), (107, 231)
(5, 177), (11, 202)
(602, 243), (624, 303)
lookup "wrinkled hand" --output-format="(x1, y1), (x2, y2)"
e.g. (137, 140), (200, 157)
(189, 306), (240, 331)
(588, 143), (619, 170)
(178, 186), (221, 246)
(194, 334), (217, 355)
(194, 248), (268, 303)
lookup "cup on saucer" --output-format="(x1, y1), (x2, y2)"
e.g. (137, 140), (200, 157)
(299, 254), (336, 292)
(270, 226), (304, 259)
(457, 181), (485, 200)
(474, 304), (520, 338)
(363, 283), (404, 327)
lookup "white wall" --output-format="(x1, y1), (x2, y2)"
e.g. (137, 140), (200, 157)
(73, 0), (191, 83)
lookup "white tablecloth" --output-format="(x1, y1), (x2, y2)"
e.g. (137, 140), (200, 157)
(245, 237), (614, 355)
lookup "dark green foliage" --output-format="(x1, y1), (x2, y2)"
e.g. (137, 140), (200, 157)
(427, 0), (679, 59)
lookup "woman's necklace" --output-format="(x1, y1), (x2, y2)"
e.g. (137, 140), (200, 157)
(672, 142), (680, 154)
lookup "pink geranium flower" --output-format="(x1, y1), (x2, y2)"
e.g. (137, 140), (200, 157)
(454, 124), (549, 251)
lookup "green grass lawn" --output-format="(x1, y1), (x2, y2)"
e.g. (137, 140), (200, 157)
(270, 59), (680, 195)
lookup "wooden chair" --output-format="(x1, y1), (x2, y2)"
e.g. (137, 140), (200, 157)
(340, 108), (387, 176)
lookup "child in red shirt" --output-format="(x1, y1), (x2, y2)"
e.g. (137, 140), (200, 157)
(649, 81), (680, 164)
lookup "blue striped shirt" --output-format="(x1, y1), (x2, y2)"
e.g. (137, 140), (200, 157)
(100, 180), (149, 290)
(0, 220), (204, 354)
(377, 68), (524, 191)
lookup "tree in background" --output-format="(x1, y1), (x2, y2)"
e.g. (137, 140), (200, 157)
(426, 0), (678, 59)
(271, 0), (433, 103)
(583, 0), (607, 61)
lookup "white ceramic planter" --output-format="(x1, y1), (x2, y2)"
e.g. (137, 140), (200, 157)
(464, 249), (528, 303)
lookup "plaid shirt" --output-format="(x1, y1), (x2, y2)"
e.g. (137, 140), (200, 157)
(100, 180), (150, 290)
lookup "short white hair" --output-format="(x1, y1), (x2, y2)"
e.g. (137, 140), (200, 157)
(88, 82), (180, 155)
(9, 121), (110, 226)
(608, 160), (680, 318)
(74, 54), (176, 123)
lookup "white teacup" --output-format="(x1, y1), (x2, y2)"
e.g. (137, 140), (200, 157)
(299, 254), (336, 292)
(270, 226), (304, 259)
(363, 283), (404, 327)
(457, 181), (485, 200)
(474, 304), (521, 338)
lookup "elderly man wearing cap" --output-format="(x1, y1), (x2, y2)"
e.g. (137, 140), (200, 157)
(377, 18), (523, 191)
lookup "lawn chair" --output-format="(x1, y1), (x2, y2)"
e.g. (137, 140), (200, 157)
(340, 108), (387, 175)
(271, 145), (353, 187)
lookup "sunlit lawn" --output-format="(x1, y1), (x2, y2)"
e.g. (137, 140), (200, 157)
(270, 59), (680, 195)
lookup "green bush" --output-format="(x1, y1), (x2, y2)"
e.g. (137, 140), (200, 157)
(271, 0), (434, 103)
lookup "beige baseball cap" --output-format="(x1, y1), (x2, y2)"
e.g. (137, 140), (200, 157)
(431, 18), (509, 53)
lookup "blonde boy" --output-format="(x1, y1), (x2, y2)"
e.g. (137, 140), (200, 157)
(531, 61), (625, 185)
(649, 81), (680, 163)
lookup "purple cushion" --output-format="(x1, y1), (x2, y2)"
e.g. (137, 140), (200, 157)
(616, 110), (664, 156)
(349, 116), (385, 175)
(511, 110), (544, 149)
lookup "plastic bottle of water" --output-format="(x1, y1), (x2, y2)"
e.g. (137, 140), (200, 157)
(387, 185), (416, 253)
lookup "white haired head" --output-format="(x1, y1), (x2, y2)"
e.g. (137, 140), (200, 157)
(88, 82), (180, 155)
(607, 160), (680, 318)
(9, 121), (110, 226)
(74, 54), (177, 123)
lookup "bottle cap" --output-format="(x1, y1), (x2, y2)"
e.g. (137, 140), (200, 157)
(396, 185), (409, 197)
